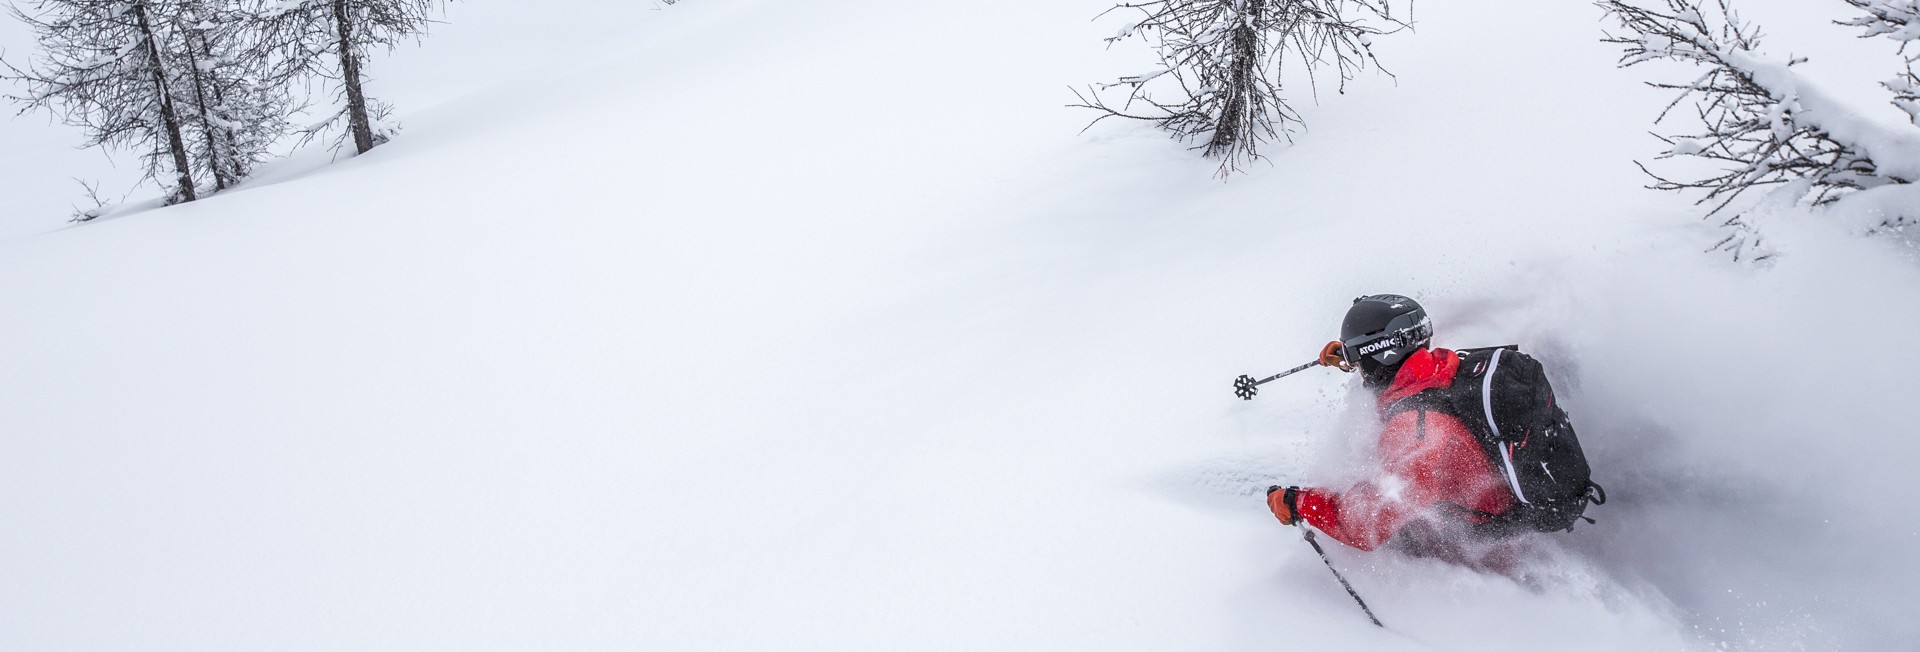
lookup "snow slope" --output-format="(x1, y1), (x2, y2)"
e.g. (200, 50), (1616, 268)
(3, 0), (1917, 650)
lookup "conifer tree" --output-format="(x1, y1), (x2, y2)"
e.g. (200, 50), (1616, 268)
(170, 0), (291, 191)
(1074, 0), (1409, 176)
(249, 0), (443, 154)
(3, 0), (200, 203)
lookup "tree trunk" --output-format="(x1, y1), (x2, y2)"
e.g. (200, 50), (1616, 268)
(183, 26), (227, 191)
(332, 0), (376, 154)
(210, 62), (246, 183)
(132, 0), (197, 203)
(1208, 0), (1265, 158)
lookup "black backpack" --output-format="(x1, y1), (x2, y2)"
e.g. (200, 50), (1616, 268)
(1385, 346), (1606, 533)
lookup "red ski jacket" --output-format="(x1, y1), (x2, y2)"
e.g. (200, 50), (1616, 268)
(1293, 347), (1517, 551)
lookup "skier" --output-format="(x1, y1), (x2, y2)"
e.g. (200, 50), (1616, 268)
(1265, 294), (1601, 569)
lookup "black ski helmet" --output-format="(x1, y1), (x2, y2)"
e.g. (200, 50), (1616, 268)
(1340, 294), (1433, 371)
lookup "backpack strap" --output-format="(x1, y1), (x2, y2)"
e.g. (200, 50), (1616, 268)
(1455, 345), (1521, 356)
(1472, 348), (1538, 507)
(1382, 344), (1541, 509)
(1452, 344), (1521, 367)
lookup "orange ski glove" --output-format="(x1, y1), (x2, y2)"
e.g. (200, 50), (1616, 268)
(1267, 485), (1302, 525)
(1318, 341), (1352, 372)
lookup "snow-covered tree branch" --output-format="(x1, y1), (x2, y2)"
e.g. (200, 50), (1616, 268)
(4, 0), (449, 214)
(1839, 0), (1919, 125)
(1839, 0), (1919, 52)
(246, 0), (444, 155)
(170, 0), (295, 192)
(1600, 0), (1920, 253)
(3, 0), (201, 204)
(1073, 0), (1409, 177)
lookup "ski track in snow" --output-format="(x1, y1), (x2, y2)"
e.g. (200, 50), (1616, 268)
(3, 0), (1918, 650)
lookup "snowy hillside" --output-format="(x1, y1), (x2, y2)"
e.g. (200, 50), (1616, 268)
(4, 1), (1918, 650)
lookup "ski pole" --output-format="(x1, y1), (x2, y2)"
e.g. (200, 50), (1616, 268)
(1301, 527), (1383, 628)
(1233, 360), (1320, 400)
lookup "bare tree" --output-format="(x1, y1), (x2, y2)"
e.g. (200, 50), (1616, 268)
(1073, 0), (1409, 176)
(3, 0), (199, 204)
(1599, 0), (1920, 256)
(170, 0), (292, 191)
(248, 0), (444, 155)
